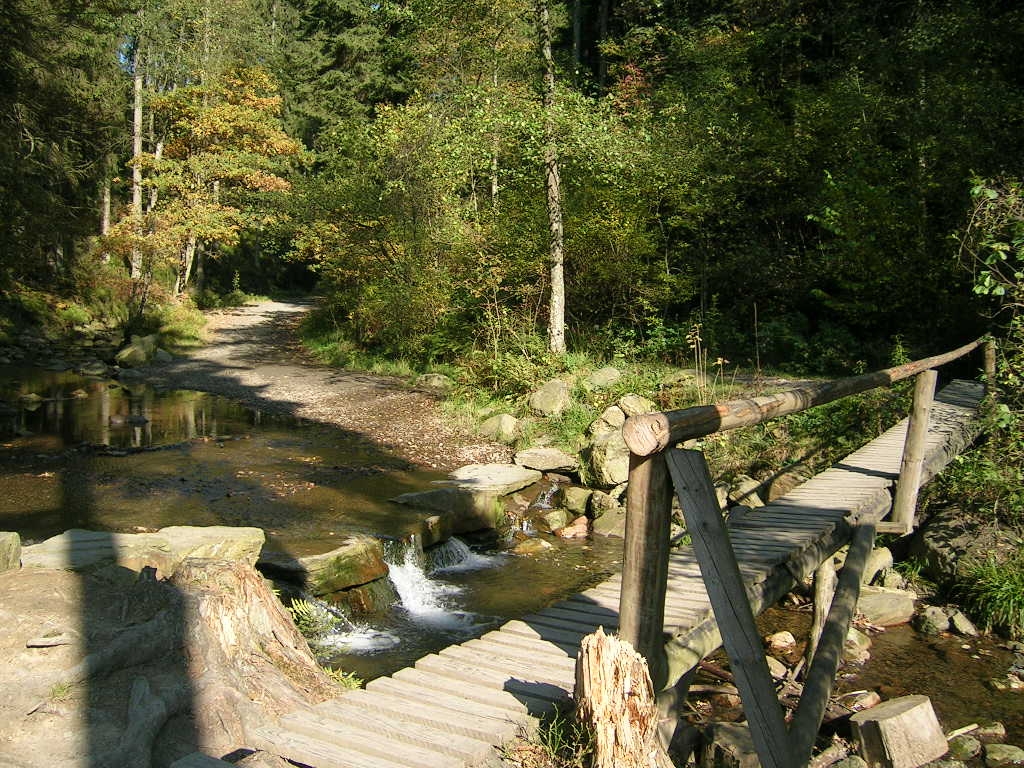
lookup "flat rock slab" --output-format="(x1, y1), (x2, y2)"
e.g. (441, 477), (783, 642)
(258, 536), (387, 596)
(439, 464), (542, 495)
(21, 526), (264, 577)
(514, 447), (579, 472)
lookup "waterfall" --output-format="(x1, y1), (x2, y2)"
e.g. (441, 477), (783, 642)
(426, 536), (504, 574)
(531, 482), (560, 510)
(383, 536), (498, 631)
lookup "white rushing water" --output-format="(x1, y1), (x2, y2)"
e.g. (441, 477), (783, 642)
(303, 595), (401, 654)
(384, 536), (500, 631)
(427, 536), (505, 574)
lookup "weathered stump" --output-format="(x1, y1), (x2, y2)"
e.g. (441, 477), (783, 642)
(574, 627), (673, 768)
(170, 558), (337, 755)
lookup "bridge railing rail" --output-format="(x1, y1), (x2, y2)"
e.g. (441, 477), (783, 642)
(617, 335), (994, 694)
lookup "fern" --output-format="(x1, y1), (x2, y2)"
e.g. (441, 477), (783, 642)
(288, 598), (342, 640)
(322, 666), (363, 690)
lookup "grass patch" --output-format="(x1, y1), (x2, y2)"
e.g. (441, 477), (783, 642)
(146, 299), (207, 352)
(955, 552), (1024, 637)
(49, 681), (75, 701)
(501, 710), (593, 768)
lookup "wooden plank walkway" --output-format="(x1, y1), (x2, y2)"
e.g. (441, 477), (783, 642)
(250, 380), (984, 768)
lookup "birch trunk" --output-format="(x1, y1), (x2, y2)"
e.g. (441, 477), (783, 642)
(537, 1), (566, 356)
(130, 40), (144, 279)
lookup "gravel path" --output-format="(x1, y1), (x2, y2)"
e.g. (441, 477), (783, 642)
(137, 299), (510, 471)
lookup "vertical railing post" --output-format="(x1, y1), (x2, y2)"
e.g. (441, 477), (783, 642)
(619, 450), (672, 691)
(984, 338), (998, 396)
(889, 369), (938, 535)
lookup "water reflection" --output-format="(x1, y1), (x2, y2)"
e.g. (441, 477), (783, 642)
(0, 368), (445, 548)
(0, 369), (280, 450)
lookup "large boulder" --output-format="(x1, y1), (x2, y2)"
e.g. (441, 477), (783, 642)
(257, 535), (387, 596)
(563, 487), (593, 515)
(618, 393), (657, 417)
(392, 463), (542, 532)
(415, 373), (454, 392)
(857, 585), (918, 626)
(20, 526), (265, 578)
(443, 463), (542, 495)
(529, 379), (573, 417)
(584, 367), (622, 391)
(514, 447), (579, 472)
(590, 491), (626, 537)
(591, 405), (626, 431)
(0, 532), (20, 572)
(910, 504), (1019, 583)
(589, 423), (630, 488)
(390, 487), (507, 533)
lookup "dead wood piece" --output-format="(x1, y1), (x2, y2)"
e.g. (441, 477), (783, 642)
(698, 660), (736, 683)
(575, 628), (674, 768)
(808, 737), (850, 768)
(26, 630), (78, 648)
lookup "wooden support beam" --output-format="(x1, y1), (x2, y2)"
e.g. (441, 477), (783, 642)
(620, 451), (672, 690)
(984, 339), (997, 396)
(889, 370), (937, 535)
(789, 522), (876, 762)
(666, 449), (795, 768)
(807, 556), (837, 669)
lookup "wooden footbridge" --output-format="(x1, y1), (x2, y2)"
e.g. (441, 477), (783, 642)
(175, 340), (990, 768)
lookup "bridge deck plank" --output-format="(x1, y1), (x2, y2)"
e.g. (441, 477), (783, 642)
(253, 380), (983, 768)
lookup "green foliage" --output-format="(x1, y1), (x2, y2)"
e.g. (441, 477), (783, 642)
(321, 665), (363, 690)
(138, 299), (207, 353)
(288, 598), (343, 641)
(955, 553), (1024, 638)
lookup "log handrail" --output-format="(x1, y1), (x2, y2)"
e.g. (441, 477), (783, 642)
(622, 337), (987, 457)
(619, 335), (993, 705)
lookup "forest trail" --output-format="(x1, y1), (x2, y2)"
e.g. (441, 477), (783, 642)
(139, 299), (508, 470)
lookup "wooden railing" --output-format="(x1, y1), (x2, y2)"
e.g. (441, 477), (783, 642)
(616, 336), (993, 765)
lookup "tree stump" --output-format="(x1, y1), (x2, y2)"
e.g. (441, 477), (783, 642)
(170, 558), (337, 756)
(574, 627), (673, 768)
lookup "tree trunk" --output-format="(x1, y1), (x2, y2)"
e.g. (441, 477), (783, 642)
(146, 141), (162, 214)
(598, 0), (611, 90)
(572, 0), (582, 81)
(176, 236), (197, 295)
(575, 628), (673, 768)
(536, 1), (566, 356)
(130, 39), (144, 279)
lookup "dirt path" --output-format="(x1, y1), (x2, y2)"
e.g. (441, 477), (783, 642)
(139, 299), (509, 471)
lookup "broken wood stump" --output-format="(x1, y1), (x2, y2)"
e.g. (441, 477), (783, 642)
(575, 627), (673, 768)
